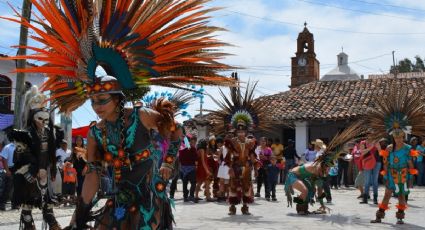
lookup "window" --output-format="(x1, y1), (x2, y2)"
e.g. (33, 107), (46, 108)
(0, 75), (12, 112)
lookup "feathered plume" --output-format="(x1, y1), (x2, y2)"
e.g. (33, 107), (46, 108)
(206, 73), (273, 135)
(366, 85), (425, 141)
(1, 0), (236, 113)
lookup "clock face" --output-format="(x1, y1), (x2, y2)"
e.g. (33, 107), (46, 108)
(298, 57), (307, 66)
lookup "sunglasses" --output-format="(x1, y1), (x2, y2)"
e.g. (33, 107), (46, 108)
(91, 96), (113, 106)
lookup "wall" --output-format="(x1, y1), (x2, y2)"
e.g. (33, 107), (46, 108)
(0, 59), (45, 112)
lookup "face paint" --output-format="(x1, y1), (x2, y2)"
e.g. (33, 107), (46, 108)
(90, 96), (113, 106)
(34, 110), (50, 130)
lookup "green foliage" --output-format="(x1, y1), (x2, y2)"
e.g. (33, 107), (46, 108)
(390, 56), (425, 74)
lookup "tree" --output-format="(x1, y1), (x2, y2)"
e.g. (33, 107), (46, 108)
(413, 55), (425, 72)
(389, 56), (425, 74)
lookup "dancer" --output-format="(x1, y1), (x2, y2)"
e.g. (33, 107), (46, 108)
(2, 0), (235, 228)
(12, 87), (61, 230)
(285, 122), (364, 215)
(367, 87), (424, 225)
(207, 74), (272, 215)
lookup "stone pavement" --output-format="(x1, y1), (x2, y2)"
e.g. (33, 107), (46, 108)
(1, 185), (424, 230)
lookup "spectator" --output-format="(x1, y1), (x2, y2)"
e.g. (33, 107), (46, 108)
(179, 136), (198, 202)
(359, 139), (378, 204)
(267, 156), (280, 201)
(62, 159), (77, 206)
(283, 139), (300, 183)
(195, 139), (214, 202)
(56, 140), (71, 169)
(71, 135), (86, 196)
(271, 138), (284, 183)
(208, 136), (220, 199)
(0, 140), (18, 210)
(353, 142), (365, 199)
(329, 162), (339, 189)
(255, 137), (272, 200)
(304, 143), (317, 163)
(337, 152), (350, 188)
(416, 138), (425, 186)
(216, 137), (230, 202)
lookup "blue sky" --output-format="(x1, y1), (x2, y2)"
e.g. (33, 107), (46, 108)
(1, 0), (425, 128)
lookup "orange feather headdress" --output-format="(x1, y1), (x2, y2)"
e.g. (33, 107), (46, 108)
(1, 0), (235, 113)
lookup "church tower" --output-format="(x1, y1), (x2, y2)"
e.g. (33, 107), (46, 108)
(291, 23), (320, 88)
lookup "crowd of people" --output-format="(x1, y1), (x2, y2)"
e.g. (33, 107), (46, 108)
(0, 134), (87, 211)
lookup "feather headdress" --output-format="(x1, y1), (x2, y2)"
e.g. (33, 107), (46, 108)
(1, 0), (235, 113)
(206, 73), (273, 135)
(366, 85), (425, 141)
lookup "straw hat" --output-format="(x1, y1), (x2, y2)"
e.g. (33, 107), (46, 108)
(312, 139), (326, 150)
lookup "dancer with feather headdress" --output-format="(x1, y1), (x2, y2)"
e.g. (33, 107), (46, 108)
(1, 0), (235, 229)
(207, 73), (272, 215)
(284, 121), (366, 215)
(367, 86), (425, 225)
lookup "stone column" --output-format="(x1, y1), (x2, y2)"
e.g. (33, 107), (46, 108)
(294, 121), (308, 156)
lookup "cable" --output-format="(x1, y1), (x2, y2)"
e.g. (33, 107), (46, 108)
(345, 0), (425, 13)
(223, 9), (425, 36)
(297, 0), (425, 22)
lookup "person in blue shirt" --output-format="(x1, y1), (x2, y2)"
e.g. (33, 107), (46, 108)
(328, 163), (338, 189)
(267, 156), (280, 201)
(0, 139), (16, 211)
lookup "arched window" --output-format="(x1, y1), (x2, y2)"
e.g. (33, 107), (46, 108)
(0, 75), (12, 112)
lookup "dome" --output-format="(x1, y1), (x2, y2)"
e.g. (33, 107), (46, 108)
(321, 52), (360, 81)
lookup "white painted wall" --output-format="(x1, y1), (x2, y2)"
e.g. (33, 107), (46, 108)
(0, 59), (45, 111)
(294, 121), (308, 155)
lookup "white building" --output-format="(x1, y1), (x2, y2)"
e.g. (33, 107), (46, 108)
(0, 54), (45, 129)
(321, 52), (360, 81)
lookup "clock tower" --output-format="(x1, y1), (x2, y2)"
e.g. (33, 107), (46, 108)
(290, 23), (320, 88)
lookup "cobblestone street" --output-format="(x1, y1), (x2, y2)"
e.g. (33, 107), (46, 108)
(1, 185), (424, 229)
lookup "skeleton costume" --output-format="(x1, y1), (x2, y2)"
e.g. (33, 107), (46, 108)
(12, 87), (60, 230)
(207, 74), (272, 215)
(366, 87), (424, 225)
(2, 1), (235, 228)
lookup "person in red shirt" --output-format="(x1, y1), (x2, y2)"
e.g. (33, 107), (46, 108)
(179, 136), (198, 202)
(62, 159), (77, 206)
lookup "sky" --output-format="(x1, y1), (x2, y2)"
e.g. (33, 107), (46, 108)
(1, 0), (425, 128)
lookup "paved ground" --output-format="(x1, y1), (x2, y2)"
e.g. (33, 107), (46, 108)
(1, 184), (424, 229)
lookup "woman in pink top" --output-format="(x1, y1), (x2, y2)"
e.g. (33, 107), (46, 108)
(254, 137), (273, 200)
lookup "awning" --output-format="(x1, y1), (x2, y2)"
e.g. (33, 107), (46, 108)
(72, 125), (90, 138)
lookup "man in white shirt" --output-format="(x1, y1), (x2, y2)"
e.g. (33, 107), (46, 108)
(55, 140), (71, 169)
(0, 141), (17, 210)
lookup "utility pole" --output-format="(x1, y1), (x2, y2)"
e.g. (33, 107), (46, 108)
(392, 50), (397, 78)
(13, 0), (32, 129)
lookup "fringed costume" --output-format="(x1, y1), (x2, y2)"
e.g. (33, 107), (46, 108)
(285, 122), (365, 215)
(12, 87), (61, 230)
(207, 74), (272, 215)
(1, 0), (235, 229)
(366, 87), (424, 225)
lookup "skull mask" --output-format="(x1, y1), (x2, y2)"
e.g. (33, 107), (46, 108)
(33, 110), (50, 131)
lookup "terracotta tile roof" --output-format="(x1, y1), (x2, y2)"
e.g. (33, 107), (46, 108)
(258, 77), (425, 123)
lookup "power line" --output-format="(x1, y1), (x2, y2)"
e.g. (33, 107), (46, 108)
(223, 9), (425, 35)
(346, 0), (425, 13)
(297, 0), (425, 22)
